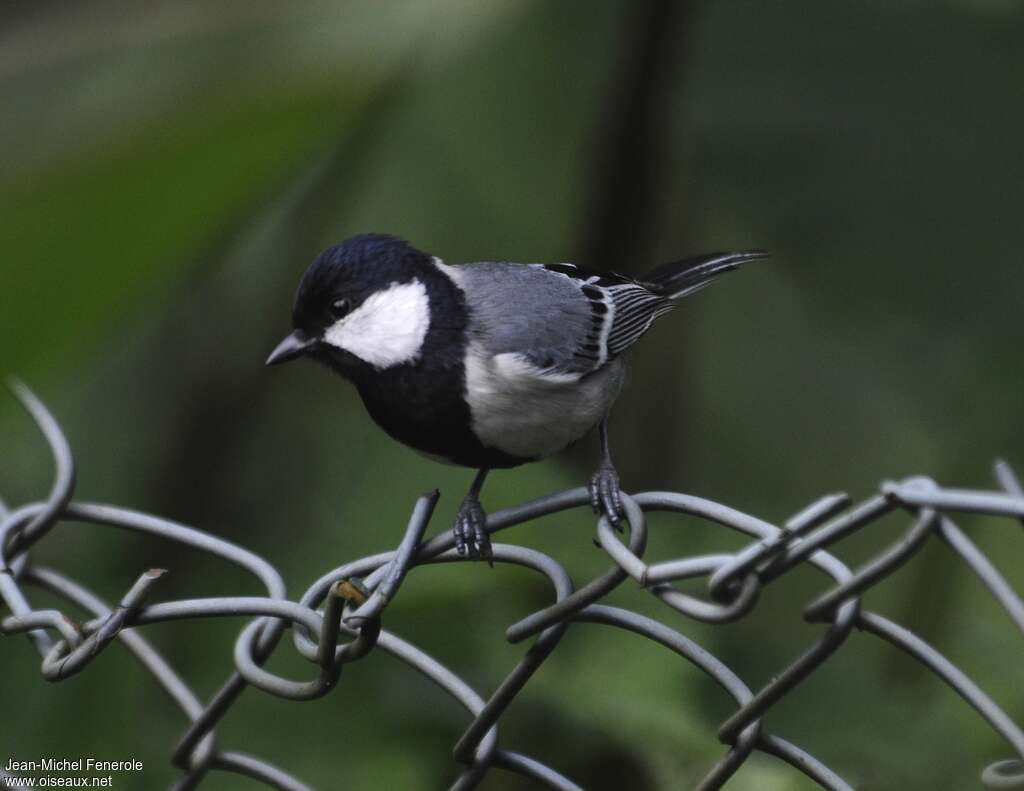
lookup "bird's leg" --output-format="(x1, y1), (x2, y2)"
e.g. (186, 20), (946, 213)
(454, 467), (491, 561)
(589, 418), (624, 530)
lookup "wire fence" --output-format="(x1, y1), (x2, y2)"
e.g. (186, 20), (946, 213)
(1, 379), (1023, 790)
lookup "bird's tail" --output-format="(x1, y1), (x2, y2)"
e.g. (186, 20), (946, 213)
(639, 250), (769, 301)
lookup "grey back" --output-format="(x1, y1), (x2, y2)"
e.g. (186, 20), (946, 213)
(455, 262), (595, 374)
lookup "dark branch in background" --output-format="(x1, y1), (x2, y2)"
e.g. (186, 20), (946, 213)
(577, 0), (694, 271)
(575, 0), (698, 483)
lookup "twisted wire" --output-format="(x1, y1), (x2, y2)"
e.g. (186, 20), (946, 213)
(2, 381), (1022, 790)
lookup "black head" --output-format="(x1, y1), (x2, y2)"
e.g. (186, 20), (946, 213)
(266, 233), (437, 372)
(292, 234), (433, 333)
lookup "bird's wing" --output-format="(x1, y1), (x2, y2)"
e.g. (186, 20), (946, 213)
(449, 261), (673, 378)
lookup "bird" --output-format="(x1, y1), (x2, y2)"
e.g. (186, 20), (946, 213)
(266, 233), (766, 560)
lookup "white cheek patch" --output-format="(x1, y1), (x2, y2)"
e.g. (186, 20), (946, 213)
(323, 280), (430, 369)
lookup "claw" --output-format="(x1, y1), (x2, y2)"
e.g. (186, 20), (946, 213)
(589, 463), (624, 531)
(589, 478), (602, 513)
(454, 496), (492, 562)
(453, 522), (468, 556)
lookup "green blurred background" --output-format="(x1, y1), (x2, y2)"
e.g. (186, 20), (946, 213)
(2, 1), (1023, 788)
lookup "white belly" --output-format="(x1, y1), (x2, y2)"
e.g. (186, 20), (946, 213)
(463, 347), (624, 460)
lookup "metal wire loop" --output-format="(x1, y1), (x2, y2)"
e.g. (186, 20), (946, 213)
(2, 382), (1022, 791)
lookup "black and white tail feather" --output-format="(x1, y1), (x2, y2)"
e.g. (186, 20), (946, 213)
(640, 250), (769, 300)
(545, 250), (768, 375)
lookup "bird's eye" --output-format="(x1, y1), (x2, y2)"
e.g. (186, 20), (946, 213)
(329, 298), (350, 319)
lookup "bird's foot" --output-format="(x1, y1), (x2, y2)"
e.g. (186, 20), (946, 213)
(589, 462), (624, 530)
(454, 495), (492, 562)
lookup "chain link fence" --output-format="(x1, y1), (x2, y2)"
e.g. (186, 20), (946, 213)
(1, 379), (1022, 790)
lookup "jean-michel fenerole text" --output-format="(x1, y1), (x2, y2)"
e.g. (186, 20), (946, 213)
(5, 758), (143, 773)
